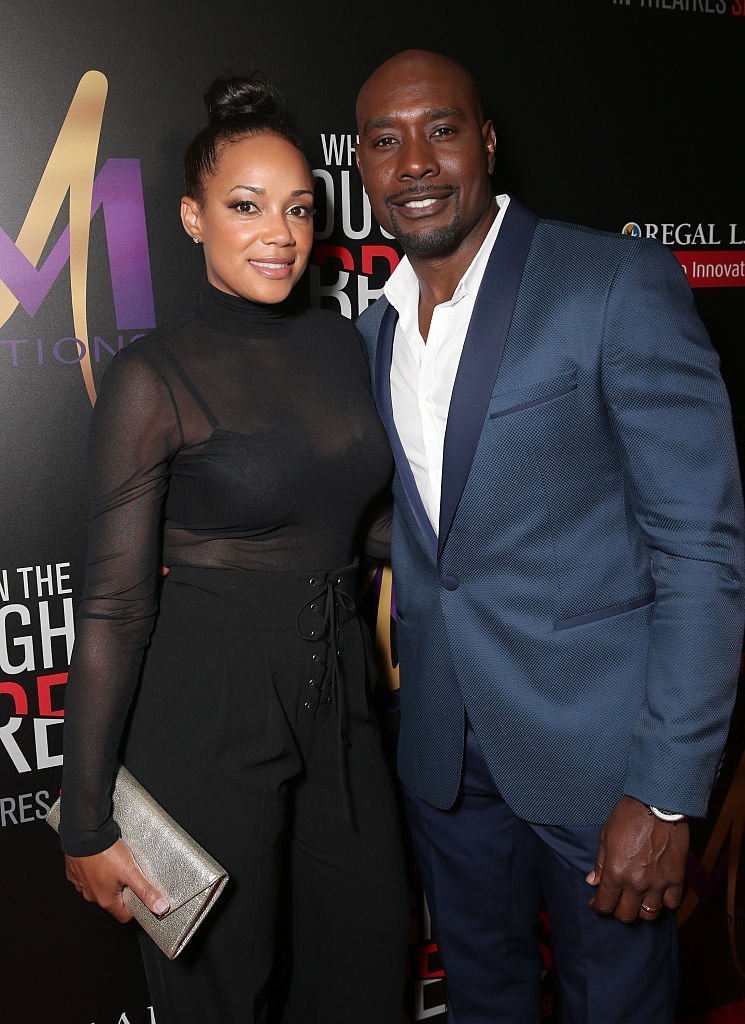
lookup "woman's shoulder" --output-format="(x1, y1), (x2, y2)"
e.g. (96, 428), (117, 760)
(104, 308), (196, 370)
(298, 306), (371, 372)
(95, 309), (197, 403)
(297, 306), (368, 348)
(298, 305), (358, 333)
(122, 306), (197, 355)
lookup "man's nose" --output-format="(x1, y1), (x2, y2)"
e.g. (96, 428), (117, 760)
(396, 137), (439, 181)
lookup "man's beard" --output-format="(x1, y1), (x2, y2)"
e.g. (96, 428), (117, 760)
(390, 217), (462, 258)
(386, 192), (462, 258)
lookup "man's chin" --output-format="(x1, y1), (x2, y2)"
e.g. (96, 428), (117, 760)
(391, 219), (462, 259)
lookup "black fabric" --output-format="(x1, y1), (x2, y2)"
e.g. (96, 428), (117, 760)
(128, 565), (410, 1024)
(60, 280), (394, 855)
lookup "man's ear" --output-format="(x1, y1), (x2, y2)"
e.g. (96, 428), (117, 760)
(180, 195), (202, 241)
(482, 120), (497, 176)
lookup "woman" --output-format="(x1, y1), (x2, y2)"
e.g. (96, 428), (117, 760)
(60, 72), (409, 1024)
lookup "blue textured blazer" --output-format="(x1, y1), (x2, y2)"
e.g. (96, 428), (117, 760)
(356, 198), (745, 825)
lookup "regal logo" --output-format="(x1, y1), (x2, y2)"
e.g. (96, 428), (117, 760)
(621, 221), (642, 238)
(0, 71), (155, 405)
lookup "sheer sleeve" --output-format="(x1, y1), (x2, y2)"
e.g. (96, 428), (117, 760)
(60, 347), (181, 856)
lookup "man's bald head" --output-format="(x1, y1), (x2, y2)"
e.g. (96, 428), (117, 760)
(356, 49), (484, 132)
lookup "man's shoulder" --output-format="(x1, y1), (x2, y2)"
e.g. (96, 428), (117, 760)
(537, 215), (676, 256)
(531, 215), (677, 280)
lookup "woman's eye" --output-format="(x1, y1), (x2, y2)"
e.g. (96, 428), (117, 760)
(288, 205), (315, 219)
(230, 200), (258, 215)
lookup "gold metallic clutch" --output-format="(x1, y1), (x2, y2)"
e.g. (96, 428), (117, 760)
(46, 764), (229, 960)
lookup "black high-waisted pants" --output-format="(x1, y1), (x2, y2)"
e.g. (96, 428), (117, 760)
(121, 564), (410, 1024)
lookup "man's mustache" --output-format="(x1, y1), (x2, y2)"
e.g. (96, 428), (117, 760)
(385, 184), (456, 208)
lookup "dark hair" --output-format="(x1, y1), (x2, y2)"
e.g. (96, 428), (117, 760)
(184, 71), (304, 202)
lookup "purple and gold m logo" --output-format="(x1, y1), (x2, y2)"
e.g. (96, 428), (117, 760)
(0, 70), (155, 405)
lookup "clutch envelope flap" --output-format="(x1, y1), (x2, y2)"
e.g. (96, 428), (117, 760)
(45, 763), (229, 958)
(111, 767), (227, 912)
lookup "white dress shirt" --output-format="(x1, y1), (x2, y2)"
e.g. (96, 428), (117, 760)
(384, 195), (510, 534)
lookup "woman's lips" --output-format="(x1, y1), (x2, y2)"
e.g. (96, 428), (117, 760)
(248, 259), (294, 279)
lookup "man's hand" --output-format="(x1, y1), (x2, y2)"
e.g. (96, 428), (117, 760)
(65, 838), (170, 924)
(585, 795), (689, 923)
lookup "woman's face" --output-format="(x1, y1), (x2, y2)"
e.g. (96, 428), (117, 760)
(181, 133), (315, 304)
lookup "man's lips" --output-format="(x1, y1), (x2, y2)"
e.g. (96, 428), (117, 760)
(386, 187), (455, 217)
(400, 196), (441, 209)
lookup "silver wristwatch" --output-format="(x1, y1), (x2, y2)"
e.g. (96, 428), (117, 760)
(649, 805), (686, 822)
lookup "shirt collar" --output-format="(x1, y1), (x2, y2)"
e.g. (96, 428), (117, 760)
(384, 194), (510, 314)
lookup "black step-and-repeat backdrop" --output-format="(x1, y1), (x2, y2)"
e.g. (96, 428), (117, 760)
(1, 2), (743, 1021)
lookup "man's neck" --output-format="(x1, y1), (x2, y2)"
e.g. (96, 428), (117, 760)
(410, 202), (497, 341)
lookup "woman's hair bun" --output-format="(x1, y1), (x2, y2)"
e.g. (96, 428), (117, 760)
(204, 72), (281, 125)
(184, 69), (301, 202)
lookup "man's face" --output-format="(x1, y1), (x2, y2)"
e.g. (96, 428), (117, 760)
(355, 52), (496, 260)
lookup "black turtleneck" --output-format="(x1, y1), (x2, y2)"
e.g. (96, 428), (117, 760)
(60, 279), (393, 855)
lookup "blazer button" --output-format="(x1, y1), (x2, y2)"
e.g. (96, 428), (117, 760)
(441, 575), (459, 591)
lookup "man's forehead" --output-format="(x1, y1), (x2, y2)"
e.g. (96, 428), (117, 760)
(357, 69), (479, 129)
(359, 105), (468, 134)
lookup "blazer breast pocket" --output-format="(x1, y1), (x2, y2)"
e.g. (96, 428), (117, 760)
(488, 370), (577, 419)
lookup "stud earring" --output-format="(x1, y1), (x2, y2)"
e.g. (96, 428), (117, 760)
(193, 236), (201, 245)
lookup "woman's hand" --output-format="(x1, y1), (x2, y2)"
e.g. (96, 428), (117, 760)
(65, 838), (170, 924)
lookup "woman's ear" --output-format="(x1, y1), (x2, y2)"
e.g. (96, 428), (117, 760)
(180, 196), (202, 242)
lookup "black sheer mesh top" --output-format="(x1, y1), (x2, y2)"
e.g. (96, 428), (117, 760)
(60, 280), (393, 855)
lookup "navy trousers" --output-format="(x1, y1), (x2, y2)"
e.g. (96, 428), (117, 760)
(402, 721), (678, 1024)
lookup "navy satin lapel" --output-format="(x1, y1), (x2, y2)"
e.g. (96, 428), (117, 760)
(375, 303), (438, 561)
(438, 200), (539, 556)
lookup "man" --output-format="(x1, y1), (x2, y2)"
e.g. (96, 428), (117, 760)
(354, 48), (744, 1023)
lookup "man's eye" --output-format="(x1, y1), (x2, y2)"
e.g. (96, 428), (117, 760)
(373, 136), (397, 148)
(432, 126), (455, 138)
